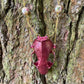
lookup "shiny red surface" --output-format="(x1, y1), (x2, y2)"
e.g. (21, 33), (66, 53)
(32, 36), (55, 75)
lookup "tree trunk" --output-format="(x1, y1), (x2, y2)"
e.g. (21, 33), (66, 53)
(0, 0), (84, 84)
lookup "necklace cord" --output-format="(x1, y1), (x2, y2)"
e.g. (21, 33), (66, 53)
(53, 0), (61, 62)
(54, 13), (59, 44)
(23, 0), (39, 37)
(26, 15), (38, 36)
(54, 0), (60, 44)
(22, 0), (60, 41)
(23, 0), (25, 7)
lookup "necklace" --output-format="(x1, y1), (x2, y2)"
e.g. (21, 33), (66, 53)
(22, 0), (62, 75)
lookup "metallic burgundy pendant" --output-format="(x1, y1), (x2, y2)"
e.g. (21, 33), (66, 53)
(31, 36), (56, 75)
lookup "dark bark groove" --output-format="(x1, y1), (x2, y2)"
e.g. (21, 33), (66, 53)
(36, 0), (46, 36)
(75, 6), (84, 40)
(0, 42), (2, 69)
(64, 6), (84, 84)
(0, 0), (11, 19)
(36, 0), (47, 83)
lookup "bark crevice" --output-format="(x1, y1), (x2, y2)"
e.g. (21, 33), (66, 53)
(66, 0), (70, 14)
(37, 0), (46, 36)
(65, 21), (72, 74)
(0, 0), (11, 19)
(75, 6), (84, 40)
(64, 6), (84, 84)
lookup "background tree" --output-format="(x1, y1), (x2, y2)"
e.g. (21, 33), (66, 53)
(0, 0), (84, 84)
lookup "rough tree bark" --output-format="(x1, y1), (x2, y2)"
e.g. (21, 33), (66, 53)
(0, 0), (84, 84)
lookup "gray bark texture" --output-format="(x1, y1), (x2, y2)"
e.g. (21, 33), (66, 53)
(0, 0), (84, 84)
